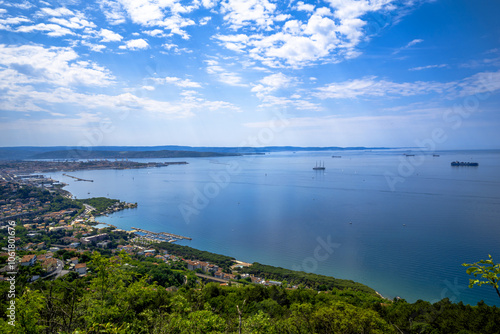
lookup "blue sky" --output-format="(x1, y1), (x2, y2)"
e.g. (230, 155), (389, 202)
(0, 0), (499, 148)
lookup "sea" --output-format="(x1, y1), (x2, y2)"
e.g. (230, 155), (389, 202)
(45, 149), (500, 306)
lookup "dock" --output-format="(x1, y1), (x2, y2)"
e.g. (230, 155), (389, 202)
(63, 173), (94, 182)
(131, 227), (192, 241)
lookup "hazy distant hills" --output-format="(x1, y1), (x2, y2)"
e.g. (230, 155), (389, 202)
(0, 146), (389, 160)
(31, 149), (241, 159)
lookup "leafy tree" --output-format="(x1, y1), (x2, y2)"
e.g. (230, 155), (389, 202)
(463, 254), (500, 299)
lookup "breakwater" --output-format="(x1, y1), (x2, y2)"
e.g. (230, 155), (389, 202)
(131, 227), (192, 241)
(63, 173), (94, 182)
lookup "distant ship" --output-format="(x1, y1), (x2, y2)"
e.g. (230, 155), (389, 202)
(332, 155), (342, 158)
(451, 161), (479, 167)
(313, 161), (326, 170)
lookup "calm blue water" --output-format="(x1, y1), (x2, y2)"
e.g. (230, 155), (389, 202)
(46, 149), (500, 306)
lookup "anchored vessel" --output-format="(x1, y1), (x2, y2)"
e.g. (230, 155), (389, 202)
(313, 161), (326, 170)
(451, 161), (479, 167)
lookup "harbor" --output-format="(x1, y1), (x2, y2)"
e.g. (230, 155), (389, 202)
(131, 227), (192, 243)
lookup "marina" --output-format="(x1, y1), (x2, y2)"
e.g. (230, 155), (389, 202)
(131, 227), (192, 242)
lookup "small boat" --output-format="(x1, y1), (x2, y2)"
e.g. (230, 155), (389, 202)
(332, 155), (342, 158)
(433, 154), (440, 157)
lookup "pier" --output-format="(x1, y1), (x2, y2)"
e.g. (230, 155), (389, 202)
(63, 173), (94, 182)
(131, 227), (192, 241)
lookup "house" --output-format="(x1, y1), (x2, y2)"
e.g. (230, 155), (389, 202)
(81, 233), (108, 245)
(69, 257), (79, 265)
(96, 241), (110, 248)
(75, 263), (87, 275)
(20, 254), (37, 266)
(185, 260), (201, 271)
(42, 258), (58, 273)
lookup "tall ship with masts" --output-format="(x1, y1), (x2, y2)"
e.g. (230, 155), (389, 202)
(313, 161), (325, 170)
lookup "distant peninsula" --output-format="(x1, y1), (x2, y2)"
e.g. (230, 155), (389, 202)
(0, 145), (391, 160)
(30, 149), (242, 160)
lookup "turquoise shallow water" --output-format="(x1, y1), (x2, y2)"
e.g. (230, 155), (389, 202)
(46, 149), (500, 306)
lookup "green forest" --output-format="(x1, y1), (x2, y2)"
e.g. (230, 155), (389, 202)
(2, 249), (500, 334)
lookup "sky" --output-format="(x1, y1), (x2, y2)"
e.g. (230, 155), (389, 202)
(0, 0), (499, 148)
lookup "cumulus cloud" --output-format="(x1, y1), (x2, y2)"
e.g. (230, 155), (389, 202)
(220, 0), (278, 30)
(0, 44), (115, 87)
(111, 0), (198, 38)
(119, 38), (149, 50)
(216, 0), (401, 68)
(100, 28), (123, 42)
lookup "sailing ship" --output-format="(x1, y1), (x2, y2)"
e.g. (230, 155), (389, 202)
(313, 161), (326, 170)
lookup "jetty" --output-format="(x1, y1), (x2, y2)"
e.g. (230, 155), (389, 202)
(131, 227), (192, 241)
(63, 173), (93, 182)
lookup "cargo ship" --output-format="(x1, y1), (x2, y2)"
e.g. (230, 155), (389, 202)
(451, 161), (479, 167)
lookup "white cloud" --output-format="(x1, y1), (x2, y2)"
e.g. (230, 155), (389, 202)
(154, 76), (202, 88)
(406, 38), (424, 47)
(0, 84), (241, 120)
(251, 72), (296, 97)
(296, 1), (315, 12)
(215, 0), (425, 68)
(0, 16), (31, 30)
(81, 41), (106, 52)
(314, 76), (451, 99)
(6, 1), (33, 10)
(205, 59), (247, 86)
(409, 64), (448, 71)
(100, 28), (123, 42)
(16, 23), (74, 37)
(393, 38), (424, 54)
(220, 0), (277, 30)
(143, 28), (165, 37)
(199, 16), (211, 25)
(119, 38), (149, 50)
(100, 0), (127, 25)
(48, 16), (95, 30)
(0, 44), (115, 87)
(40, 7), (74, 17)
(314, 70), (500, 99)
(114, 0), (198, 38)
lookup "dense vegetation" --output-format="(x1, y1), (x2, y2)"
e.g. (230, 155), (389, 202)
(157, 242), (236, 271)
(76, 197), (119, 213)
(242, 262), (377, 295)
(2, 250), (500, 333)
